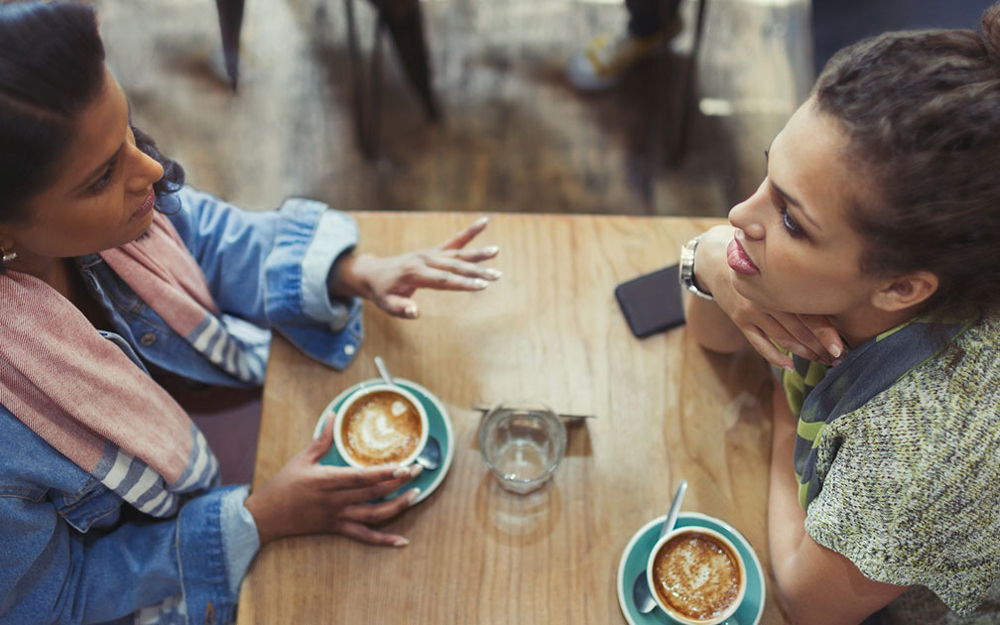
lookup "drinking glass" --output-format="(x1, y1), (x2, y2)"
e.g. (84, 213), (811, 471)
(478, 401), (567, 494)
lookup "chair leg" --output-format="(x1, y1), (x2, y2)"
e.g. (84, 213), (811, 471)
(215, 0), (246, 91)
(378, 0), (440, 121)
(343, 0), (441, 160)
(669, 0), (709, 166)
(344, 0), (377, 158)
(369, 11), (385, 157)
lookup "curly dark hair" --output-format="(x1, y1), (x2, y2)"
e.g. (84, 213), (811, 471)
(813, 2), (1000, 321)
(0, 1), (184, 225)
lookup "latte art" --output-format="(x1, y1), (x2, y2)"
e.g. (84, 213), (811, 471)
(341, 391), (423, 466)
(652, 531), (742, 622)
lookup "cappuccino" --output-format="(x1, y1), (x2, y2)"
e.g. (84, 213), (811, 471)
(651, 529), (743, 622)
(340, 391), (423, 466)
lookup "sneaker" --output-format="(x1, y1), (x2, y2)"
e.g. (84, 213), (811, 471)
(566, 17), (683, 91)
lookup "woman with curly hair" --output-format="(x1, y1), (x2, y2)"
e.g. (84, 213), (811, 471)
(682, 3), (1000, 623)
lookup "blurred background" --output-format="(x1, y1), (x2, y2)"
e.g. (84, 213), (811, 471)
(93, 0), (987, 218)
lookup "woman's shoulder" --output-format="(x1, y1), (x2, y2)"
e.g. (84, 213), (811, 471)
(890, 312), (1000, 411)
(805, 314), (1000, 615)
(832, 313), (1000, 467)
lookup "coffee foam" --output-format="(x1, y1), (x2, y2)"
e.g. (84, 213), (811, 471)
(652, 532), (741, 621)
(341, 391), (422, 466)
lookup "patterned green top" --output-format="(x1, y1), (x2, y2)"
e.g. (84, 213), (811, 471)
(779, 315), (1000, 623)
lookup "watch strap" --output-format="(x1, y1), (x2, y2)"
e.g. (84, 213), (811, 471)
(679, 235), (715, 301)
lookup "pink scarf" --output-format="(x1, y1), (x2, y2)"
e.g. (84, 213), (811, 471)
(0, 213), (237, 517)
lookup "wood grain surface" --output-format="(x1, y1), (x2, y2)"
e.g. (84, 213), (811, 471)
(238, 212), (786, 624)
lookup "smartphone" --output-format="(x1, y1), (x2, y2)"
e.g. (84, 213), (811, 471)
(614, 264), (686, 338)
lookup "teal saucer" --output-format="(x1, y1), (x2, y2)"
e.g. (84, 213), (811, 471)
(313, 378), (454, 504)
(617, 512), (766, 625)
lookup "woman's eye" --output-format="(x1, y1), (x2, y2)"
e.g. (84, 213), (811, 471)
(779, 206), (806, 239)
(89, 161), (116, 193)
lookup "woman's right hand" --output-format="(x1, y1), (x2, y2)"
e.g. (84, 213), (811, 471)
(695, 225), (844, 369)
(243, 419), (422, 547)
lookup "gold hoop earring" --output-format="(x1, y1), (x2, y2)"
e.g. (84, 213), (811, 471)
(1, 247), (17, 263)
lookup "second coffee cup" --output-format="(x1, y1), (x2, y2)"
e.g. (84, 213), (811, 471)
(646, 525), (747, 625)
(333, 383), (429, 468)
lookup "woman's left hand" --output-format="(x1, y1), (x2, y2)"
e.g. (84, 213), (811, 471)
(331, 216), (501, 318)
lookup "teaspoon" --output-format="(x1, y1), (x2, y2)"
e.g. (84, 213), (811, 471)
(374, 356), (441, 471)
(633, 480), (688, 614)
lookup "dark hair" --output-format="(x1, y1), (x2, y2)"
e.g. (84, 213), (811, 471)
(813, 2), (1000, 321)
(0, 1), (184, 224)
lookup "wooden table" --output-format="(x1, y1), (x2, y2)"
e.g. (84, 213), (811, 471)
(237, 212), (786, 624)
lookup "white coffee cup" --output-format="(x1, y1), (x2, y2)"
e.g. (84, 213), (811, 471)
(332, 383), (429, 468)
(646, 526), (747, 625)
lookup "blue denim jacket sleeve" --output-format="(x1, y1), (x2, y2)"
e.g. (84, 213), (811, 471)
(162, 186), (364, 370)
(0, 427), (256, 625)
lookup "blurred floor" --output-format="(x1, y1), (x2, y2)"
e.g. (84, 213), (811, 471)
(95, 0), (813, 217)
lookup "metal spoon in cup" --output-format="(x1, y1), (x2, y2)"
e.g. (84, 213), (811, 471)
(373, 356), (441, 471)
(633, 480), (688, 614)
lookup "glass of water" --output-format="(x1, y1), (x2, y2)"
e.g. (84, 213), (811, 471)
(478, 401), (567, 494)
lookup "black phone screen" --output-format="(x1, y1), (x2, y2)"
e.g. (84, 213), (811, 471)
(614, 264), (686, 338)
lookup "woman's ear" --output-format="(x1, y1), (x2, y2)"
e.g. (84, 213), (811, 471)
(0, 229), (14, 255)
(871, 271), (939, 312)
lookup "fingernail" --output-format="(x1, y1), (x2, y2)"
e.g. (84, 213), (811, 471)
(474, 216), (489, 227)
(484, 245), (499, 255)
(485, 268), (502, 279)
(409, 464), (423, 478)
(392, 466), (410, 478)
(405, 304), (418, 318)
(828, 343), (842, 358)
(407, 487), (421, 503)
(473, 279), (489, 289)
(394, 537), (410, 547)
(784, 364), (794, 372)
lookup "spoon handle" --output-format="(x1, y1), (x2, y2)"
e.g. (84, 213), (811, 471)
(374, 356), (394, 385)
(660, 480), (688, 539)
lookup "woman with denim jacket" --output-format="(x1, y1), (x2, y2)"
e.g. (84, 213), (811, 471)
(679, 4), (1000, 624)
(0, 3), (500, 623)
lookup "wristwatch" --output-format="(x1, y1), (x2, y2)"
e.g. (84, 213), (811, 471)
(679, 235), (715, 301)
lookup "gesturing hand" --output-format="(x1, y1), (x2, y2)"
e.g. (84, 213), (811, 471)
(697, 225), (844, 369)
(244, 419), (423, 547)
(332, 216), (501, 319)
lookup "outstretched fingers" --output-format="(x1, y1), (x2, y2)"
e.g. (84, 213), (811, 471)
(450, 246), (500, 263)
(412, 266), (493, 291)
(439, 216), (490, 250)
(426, 255), (502, 281)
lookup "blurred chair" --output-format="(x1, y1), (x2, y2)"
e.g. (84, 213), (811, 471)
(212, 0), (439, 159)
(215, 0), (244, 90)
(345, 0), (440, 159)
(669, 0), (709, 166)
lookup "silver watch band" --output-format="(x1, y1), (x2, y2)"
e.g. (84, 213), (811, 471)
(679, 235), (715, 301)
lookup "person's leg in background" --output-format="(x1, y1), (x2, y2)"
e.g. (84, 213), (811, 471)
(568, 0), (683, 91)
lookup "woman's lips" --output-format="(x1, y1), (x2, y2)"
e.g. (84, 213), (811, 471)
(132, 188), (155, 220)
(727, 238), (760, 275)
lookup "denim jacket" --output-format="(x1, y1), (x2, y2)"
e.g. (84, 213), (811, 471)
(0, 187), (363, 624)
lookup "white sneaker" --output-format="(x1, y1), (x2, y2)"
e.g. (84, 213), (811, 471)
(566, 18), (683, 91)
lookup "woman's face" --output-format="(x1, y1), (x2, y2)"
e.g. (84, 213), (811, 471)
(1, 66), (163, 264)
(726, 99), (884, 316)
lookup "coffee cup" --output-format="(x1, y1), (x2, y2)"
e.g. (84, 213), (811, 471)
(332, 383), (429, 468)
(645, 526), (747, 625)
